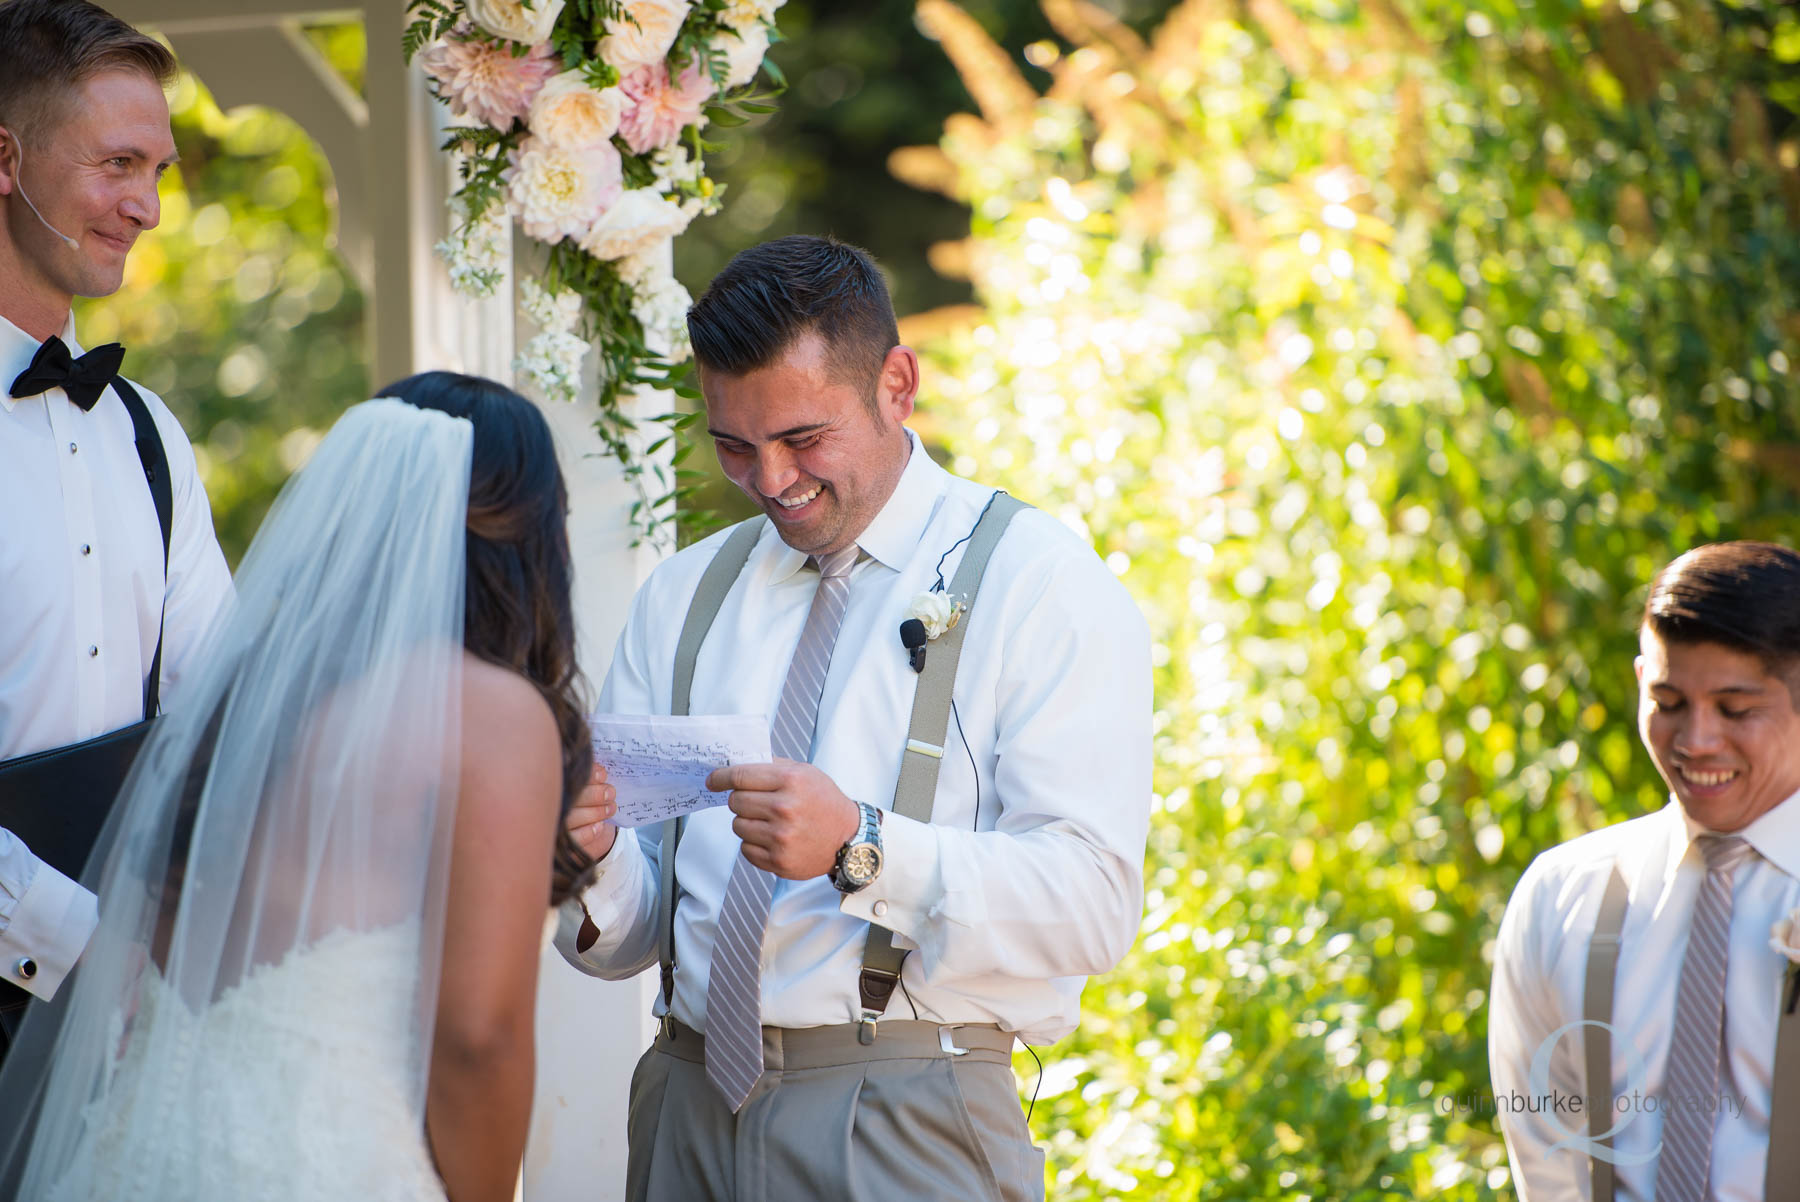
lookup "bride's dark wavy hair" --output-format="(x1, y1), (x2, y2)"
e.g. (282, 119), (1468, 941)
(379, 371), (594, 903)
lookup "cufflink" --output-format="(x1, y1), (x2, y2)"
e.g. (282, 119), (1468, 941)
(13, 957), (37, 982)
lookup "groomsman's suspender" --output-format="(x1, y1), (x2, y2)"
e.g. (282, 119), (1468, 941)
(1767, 963), (1800, 1191)
(114, 379), (173, 719)
(656, 493), (1027, 1028)
(1582, 861), (1800, 1201)
(857, 493), (1025, 1036)
(1583, 865), (1630, 1202)
(659, 517), (767, 1011)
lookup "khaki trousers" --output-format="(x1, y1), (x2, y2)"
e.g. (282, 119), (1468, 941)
(625, 1018), (1047, 1202)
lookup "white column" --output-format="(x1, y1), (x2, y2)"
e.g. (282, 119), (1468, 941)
(391, 48), (661, 1202)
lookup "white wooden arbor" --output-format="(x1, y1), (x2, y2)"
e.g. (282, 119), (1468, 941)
(107, 4), (659, 1197)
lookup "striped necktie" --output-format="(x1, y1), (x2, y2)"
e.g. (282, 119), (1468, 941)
(1654, 834), (1754, 1202)
(705, 543), (860, 1111)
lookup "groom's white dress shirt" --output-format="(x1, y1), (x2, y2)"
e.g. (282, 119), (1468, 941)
(556, 430), (1152, 1042)
(1490, 790), (1800, 1201)
(0, 313), (232, 1000)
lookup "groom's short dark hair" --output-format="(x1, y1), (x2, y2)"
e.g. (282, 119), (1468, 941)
(1645, 540), (1800, 703)
(0, 0), (177, 146)
(688, 234), (900, 404)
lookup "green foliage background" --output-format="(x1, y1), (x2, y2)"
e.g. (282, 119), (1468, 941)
(908, 0), (1800, 1196)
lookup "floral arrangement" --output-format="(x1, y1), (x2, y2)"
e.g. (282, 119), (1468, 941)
(403, 0), (785, 544)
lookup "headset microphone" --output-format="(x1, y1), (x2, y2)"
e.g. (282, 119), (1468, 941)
(6, 134), (80, 250)
(899, 618), (928, 673)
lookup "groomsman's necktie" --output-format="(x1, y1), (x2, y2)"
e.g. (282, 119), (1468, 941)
(705, 542), (860, 1112)
(8, 336), (125, 412)
(1654, 834), (1755, 1202)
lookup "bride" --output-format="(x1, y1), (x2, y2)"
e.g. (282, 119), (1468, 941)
(0, 372), (603, 1201)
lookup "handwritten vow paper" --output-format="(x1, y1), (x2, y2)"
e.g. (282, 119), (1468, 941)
(587, 713), (771, 828)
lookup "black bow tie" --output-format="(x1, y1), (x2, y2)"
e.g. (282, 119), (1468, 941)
(9, 335), (126, 412)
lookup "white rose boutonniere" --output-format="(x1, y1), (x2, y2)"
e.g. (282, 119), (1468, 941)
(1772, 908), (1800, 965)
(467, 0), (564, 45)
(908, 590), (964, 640)
(1772, 907), (1800, 1014)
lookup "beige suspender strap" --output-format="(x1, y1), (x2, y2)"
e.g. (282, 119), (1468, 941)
(657, 517), (767, 1011)
(1584, 864), (1629, 1202)
(1767, 966), (1800, 1195)
(856, 494), (1028, 1037)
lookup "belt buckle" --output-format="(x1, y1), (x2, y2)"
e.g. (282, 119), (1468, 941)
(938, 1025), (969, 1057)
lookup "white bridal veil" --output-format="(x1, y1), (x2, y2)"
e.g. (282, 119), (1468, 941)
(0, 399), (474, 1199)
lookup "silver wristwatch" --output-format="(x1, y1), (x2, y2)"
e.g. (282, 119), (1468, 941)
(831, 801), (884, 894)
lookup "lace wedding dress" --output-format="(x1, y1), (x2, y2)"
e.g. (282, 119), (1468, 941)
(50, 922), (447, 1202)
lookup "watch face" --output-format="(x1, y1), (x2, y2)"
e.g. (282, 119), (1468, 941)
(842, 844), (882, 885)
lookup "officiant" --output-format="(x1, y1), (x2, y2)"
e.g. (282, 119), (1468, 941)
(0, 0), (231, 1061)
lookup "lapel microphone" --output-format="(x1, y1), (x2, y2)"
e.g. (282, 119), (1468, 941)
(900, 619), (928, 673)
(6, 134), (81, 250)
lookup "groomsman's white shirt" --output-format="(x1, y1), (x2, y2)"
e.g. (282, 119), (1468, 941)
(556, 430), (1152, 1042)
(0, 313), (233, 1000)
(1490, 791), (1800, 1202)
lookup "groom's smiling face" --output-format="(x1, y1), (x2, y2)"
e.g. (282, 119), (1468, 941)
(702, 329), (915, 557)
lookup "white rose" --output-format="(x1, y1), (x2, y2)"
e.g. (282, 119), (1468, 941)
(600, 0), (692, 74)
(908, 591), (957, 640)
(466, 0), (565, 44)
(578, 187), (694, 261)
(1771, 909), (1800, 964)
(530, 71), (627, 149)
(711, 22), (769, 90)
(716, 0), (783, 32)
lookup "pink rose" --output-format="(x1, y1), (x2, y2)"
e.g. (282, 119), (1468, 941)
(618, 61), (714, 155)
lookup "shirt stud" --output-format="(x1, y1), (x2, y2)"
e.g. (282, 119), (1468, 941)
(88, 645), (99, 657)
(13, 957), (36, 982)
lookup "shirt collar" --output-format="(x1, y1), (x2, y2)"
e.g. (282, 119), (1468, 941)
(1669, 785), (1800, 881)
(767, 428), (949, 583)
(0, 311), (82, 415)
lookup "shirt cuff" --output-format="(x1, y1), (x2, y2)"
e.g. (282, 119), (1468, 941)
(0, 857), (98, 1000)
(837, 811), (961, 955)
(555, 828), (647, 966)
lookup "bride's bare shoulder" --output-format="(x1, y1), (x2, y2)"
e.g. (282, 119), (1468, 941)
(458, 652), (560, 804)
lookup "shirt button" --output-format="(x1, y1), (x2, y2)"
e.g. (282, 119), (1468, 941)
(88, 645), (99, 657)
(68, 442), (77, 454)
(872, 900), (889, 918)
(13, 957), (36, 982)
(80, 543), (91, 555)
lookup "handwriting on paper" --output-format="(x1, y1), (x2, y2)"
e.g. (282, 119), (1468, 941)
(587, 713), (771, 828)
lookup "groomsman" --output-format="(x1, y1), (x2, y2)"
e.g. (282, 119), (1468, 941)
(1490, 542), (1800, 1200)
(0, 0), (231, 1051)
(555, 235), (1152, 1202)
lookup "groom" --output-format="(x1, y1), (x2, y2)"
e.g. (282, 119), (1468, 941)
(556, 235), (1152, 1202)
(0, 0), (231, 1057)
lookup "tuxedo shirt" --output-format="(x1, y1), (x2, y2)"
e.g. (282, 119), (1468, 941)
(0, 313), (233, 999)
(555, 431), (1153, 1042)
(1489, 790), (1800, 1201)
